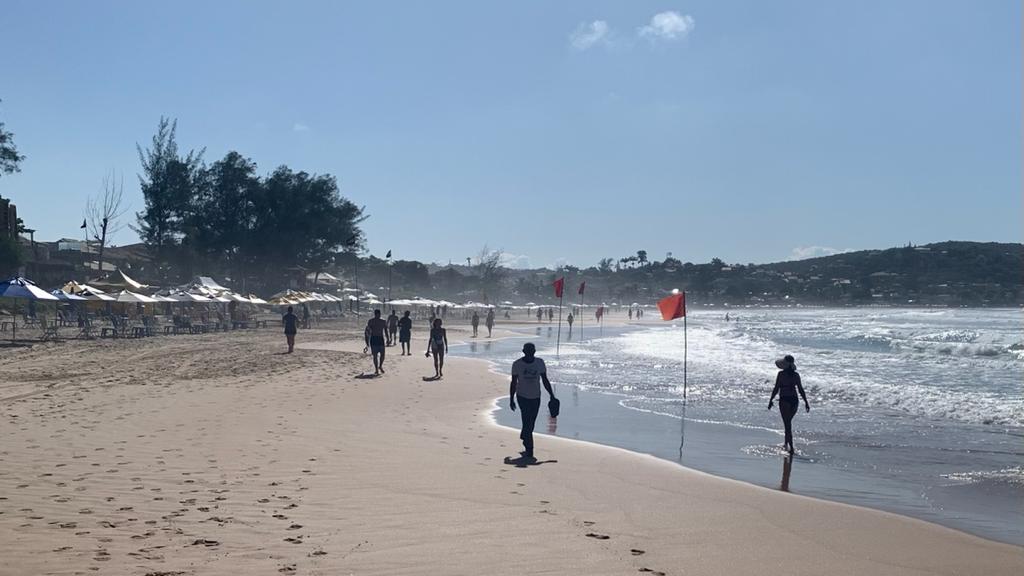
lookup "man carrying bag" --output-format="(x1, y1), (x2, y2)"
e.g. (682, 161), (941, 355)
(510, 343), (558, 461)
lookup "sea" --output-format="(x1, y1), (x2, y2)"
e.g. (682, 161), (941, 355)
(449, 307), (1024, 546)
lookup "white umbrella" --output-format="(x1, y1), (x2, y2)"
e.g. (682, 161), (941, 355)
(83, 291), (117, 302)
(169, 292), (212, 303)
(51, 289), (88, 301)
(247, 295), (268, 305)
(115, 290), (160, 304)
(0, 277), (59, 341)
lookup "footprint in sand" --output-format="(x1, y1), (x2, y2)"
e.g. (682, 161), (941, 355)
(585, 532), (610, 540)
(631, 549), (646, 556)
(638, 569), (665, 575)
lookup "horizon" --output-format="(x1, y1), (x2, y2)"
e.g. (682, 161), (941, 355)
(1, 0), (1021, 269)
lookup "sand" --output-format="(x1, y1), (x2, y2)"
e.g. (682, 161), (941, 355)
(0, 321), (1021, 575)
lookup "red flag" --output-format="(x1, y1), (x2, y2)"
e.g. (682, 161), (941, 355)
(553, 277), (565, 298)
(657, 292), (686, 320)
(578, 281), (586, 295)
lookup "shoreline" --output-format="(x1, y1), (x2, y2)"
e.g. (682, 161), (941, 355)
(454, 318), (1024, 547)
(0, 326), (1021, 574)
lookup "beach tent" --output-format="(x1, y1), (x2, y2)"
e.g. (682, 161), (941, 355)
(247, 294), (268, 305)
(0, 277), (60, 341)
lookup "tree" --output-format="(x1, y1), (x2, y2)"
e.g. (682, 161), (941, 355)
(86, 171), (128, 277)
(134, 117), (205, 279)
(0, 99), (25, 179)
(475, 245), (506, 301)
(637, 250), (648, 267)
(597, 257), (615, 273)
(194, 151), (260, 280)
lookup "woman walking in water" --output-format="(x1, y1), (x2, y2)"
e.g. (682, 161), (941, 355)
(768, 354), (809, 454)
(425, 318), (448, 378)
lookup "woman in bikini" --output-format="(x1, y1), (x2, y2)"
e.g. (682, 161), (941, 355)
(425, 318), (449, 378)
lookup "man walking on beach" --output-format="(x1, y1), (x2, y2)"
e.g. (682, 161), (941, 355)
(387, 309), (399, 346)
(398, 310), (413, 355)
(282, 306), (298, 353)
(510, 342), (556, 461)
(364, 309), (388, 375)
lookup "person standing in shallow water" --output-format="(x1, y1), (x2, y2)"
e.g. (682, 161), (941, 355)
(768, 354), (810, 454)
(282, 306), (298, 353)
(510, 343), (556, 461)
(471, 311), (480, 338)
(485, 308), (495, 338)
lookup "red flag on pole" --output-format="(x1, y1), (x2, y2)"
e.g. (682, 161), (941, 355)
(553, 277), (565, 298)
(578, 281), (586, 295)
(657, 292), (686, 320)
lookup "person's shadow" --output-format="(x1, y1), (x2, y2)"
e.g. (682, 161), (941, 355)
(421, 375), (441, 382)
(354, 373), (379, 379)
(503, 455), (559, 468)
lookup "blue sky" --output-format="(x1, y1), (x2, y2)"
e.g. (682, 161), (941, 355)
(1, 0), (1020, 268)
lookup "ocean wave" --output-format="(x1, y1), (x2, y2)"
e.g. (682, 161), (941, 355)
(612, 312), (1024, 428)
(941, 467), (1024, 486)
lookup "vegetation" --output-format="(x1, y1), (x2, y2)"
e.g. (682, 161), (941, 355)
(134, 118), (366, 292)
(342, 242), (1022, 308)
(0, 99), (25, 179)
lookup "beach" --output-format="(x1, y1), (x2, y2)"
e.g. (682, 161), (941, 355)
(1, 321), (1022, 575)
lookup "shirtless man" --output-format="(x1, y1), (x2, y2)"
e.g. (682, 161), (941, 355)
(364, 309), (389, 375)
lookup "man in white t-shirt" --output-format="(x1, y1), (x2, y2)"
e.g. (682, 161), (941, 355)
(510, 342), (556, 460)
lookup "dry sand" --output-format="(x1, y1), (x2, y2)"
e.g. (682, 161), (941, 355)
(0, 322), (1021, 575)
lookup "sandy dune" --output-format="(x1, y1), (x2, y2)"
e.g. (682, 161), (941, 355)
(0, 323), (1020, 575)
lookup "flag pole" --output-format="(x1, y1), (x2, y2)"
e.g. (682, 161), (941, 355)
(386, 254), (392, 311)
(579, 285), (584, 343)
(555, 291), (563, 357)
(683, 311), (688, 400)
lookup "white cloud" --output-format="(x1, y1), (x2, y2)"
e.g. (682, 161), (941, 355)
(638, 11), (695, 41)
(789, 246), (851, 261)
(292, 122), (310, 132)
(569, 20), (611, 51)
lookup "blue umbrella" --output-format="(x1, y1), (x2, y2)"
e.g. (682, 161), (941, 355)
(0, 277), (59, 341)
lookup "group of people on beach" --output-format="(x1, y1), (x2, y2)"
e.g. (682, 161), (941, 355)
(282, 306), (811, 458)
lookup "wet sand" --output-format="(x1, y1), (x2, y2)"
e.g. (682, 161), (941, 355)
(0, 322), (1021, 575)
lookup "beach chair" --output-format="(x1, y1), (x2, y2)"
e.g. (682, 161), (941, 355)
(100, 316), (122, 339)
(77, 317), (95, 340)
(40, 319), (61, 342)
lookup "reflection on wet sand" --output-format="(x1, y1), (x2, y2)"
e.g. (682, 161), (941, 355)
(780, 455), (793, 492)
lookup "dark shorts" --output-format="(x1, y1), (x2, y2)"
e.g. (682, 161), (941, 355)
(284, 330), (296, 336)
(399, 330), (411, 343)
(370, 335), (385, 352)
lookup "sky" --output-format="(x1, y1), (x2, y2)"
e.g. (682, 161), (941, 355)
(1, 0), (1020, 269)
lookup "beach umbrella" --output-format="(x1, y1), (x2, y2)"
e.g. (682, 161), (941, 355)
(169, 292), (212, 302)
(0, 277), (59, 341)
(247, 294), (268, 305)
(83, 291), (117, 302)
(114, 290), (160, 304)
(51, 289), (88, 301)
